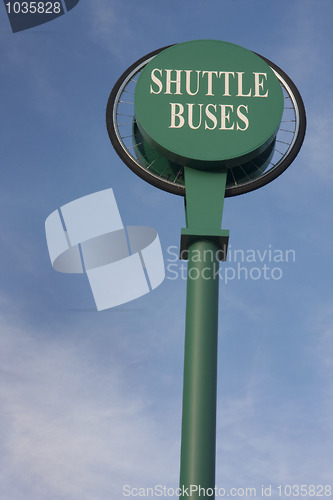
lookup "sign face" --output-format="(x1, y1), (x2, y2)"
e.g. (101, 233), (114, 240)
(134, 40), (284, 170)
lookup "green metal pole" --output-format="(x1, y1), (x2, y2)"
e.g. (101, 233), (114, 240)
(179, 167), (229, 499)
(179, 238), (220, 499)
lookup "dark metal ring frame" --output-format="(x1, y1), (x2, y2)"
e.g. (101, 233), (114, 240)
(106, 45), (306, 197)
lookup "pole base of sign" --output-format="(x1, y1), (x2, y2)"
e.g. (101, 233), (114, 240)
(180, 228), (229, 261)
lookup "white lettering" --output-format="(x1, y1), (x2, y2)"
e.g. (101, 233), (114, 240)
(237, 72), (252, 97)
(254, 72), (268, 97)
(123, 485), (131, 497)
(185, 70), (201, 96)
(225, 267), (236, 284)
(205, 104), (218, 130)
(236, 105), (249, 130)
(148, 69), (271, 100)
(219, 71), (235, 96)
(187, 103), (203, 129)
(202, 70), (218, 96)
(165, 69), (182, 94)
(169, 103), (185, 128)
(150, 68), (163, 94)
(271, 268), (283, 280)
(219, 104), (234, 130)
(166, 245), (179, 262)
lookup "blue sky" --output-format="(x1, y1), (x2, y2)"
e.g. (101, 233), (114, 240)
(0, 0), (333, 499)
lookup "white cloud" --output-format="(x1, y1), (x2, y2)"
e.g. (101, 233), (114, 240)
(216, 374), (333, 490)
(224, 305), (333, 488)
(0, 310), (180, 500)
(87, 0), (134, 60)
(0, 272), (333, 498)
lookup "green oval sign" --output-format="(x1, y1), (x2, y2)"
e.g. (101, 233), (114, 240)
(134, 40), (284, 170)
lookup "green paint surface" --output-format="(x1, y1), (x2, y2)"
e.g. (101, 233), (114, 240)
(134, 40), (283, 170)
(180, 240), (220, 498)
